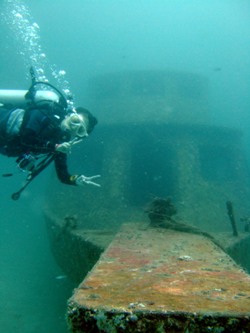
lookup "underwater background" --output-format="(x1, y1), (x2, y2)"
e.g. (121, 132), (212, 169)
(0, 0), (250, 332)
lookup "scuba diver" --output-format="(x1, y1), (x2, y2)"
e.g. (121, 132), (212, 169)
(0, 69), (100, 200)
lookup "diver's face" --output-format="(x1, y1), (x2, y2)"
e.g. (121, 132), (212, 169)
(63, 113), (88, 138)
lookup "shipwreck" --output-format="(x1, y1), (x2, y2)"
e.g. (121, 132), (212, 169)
(44, 69), (250, 332)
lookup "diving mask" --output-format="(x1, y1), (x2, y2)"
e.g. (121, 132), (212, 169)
(65, 113), (88, 137)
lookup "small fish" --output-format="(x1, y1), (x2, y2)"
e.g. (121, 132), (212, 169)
(55, 275), (67, 280)
(2, 173), (13, 177)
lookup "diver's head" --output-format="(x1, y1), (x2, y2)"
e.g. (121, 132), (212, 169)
(61, 107), (98, 138)
(61, 112), (87, 137)
(75, 107), (98, 134)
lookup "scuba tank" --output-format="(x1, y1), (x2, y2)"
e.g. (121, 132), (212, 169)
(0, 89), (59, 107)
(0, 67), (71, 130)
(0, 66), (70, 112)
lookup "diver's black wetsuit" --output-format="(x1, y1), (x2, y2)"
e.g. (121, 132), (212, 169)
(0, 107), (77, 185)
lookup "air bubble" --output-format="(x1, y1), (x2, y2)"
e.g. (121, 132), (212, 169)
(32, 22), (39, 29)
(3, 0), (75, 108)
(63, 89), (70, 95)
(58, 70), (66, 76)
(14, 13), (22, 19)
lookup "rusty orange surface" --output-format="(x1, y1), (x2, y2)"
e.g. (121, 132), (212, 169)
(72, 223), (250, 315)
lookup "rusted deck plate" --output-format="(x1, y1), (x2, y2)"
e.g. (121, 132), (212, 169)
(67, 223), (250, 332)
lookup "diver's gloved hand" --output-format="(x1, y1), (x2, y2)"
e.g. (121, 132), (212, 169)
(76, 174), (101, 187)
(55, 142), (72, 154)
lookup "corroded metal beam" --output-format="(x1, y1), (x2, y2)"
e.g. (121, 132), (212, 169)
(67, 223), (250, 332)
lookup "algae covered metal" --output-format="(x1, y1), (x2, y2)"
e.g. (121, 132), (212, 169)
(67, 223), (250, 332)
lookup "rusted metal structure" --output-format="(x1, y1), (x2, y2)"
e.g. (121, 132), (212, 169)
(67, 223), (250, 333)
(44, 69), (250, 332)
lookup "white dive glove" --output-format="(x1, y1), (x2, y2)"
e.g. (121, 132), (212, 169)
(76, 174), (101, 187)
(55, 138), (83, 154)
(55, 142), (72, 154)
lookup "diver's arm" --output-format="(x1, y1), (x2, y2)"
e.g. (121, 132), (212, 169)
(54, 152), (101, 186)
(54, 152), (78, 185)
